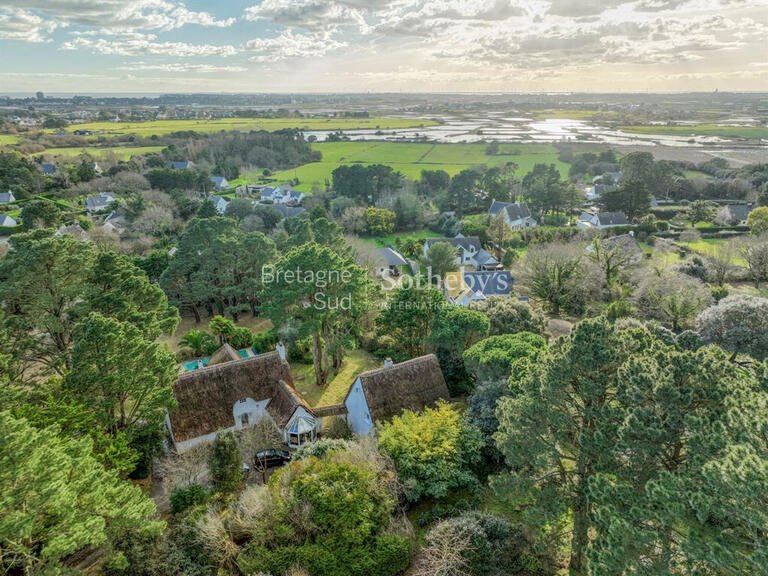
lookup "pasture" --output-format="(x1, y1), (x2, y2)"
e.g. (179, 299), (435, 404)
(33, 146), (165, 161)
(0, 134), (19, 146)
(55, 117), (438, 137)
(266, 141), (569, 192)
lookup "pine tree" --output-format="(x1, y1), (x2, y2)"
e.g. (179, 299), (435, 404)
(208, 431), (243, 493)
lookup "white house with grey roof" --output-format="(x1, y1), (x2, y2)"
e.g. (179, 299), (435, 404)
(209, 195), (230, 215)
(85, 192), (116, 213)
(210, 175), (230, 191)
(260, 186), (304, 206)
(488, 200), (537, 230)
(715, 204), (754, 226)
(0, 214), (18, 228)
(423, 234), (501, 270)
(0, 191), (15, 204)
(577, 211), (629, 230)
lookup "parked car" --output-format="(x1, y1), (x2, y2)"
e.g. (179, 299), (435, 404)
(254, 449), (291, 469)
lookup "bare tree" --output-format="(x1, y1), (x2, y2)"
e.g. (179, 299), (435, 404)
(706, 239), (736, 286)
(740, 234), (768, 288)
(413, 518), (473, 576)
(238, 418), (284, 483)
(165, 444), (210, 488)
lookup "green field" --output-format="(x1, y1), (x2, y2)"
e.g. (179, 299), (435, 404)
(56, 117), (438, 137)
(0, 134), (19, 145)
(266, 141), (568, 192)
(621, 124), (768, 139)
(33, 146), (165, 161)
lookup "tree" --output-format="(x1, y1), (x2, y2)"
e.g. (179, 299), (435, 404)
(209, 315), (236, 345)
(740, 235), (768, 288)
(463, 332), (546, 382)
(697, 294), (768, 361)
(378, 402), (484, 502)
(364, 207), (396, 236)
(0, 230), (94, 372)
(19, 199), (61, 230)
(66, 313), (177, 434)
(261, 242), (374, 386)
(470, 296), (548, 337)
(494, 319), (627, 574)
(423, 242), (458, 288)
(225, 197), (254, 222)
(706, 239), (736, 286)
(208, 431), (243, 493)
(376, 286), (445, 359)
(619, 151), (655, 187)
(0, 412), (162, 575)
(686, 199), (714, 225)
(179, 329), (217, 357)
(391, 192), (423, 231)
(586, 236), (632, 289)
(632, 270), (712, 331)
(747, 206), (768, 235)
(515, 243), (588, 314)
(238, 418), (284, 483)
(600, 180), (651, 220)
(487, 211), (511, 260)
(430, 306), (490, 395)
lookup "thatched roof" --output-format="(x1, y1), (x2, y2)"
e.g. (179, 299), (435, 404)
(314, 404), (348, 417)
(207, 343), (240, 366)
(169, 351), (312, 443)
(348, 354), (449, 423)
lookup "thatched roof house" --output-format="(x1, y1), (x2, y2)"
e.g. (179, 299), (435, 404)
(167, 350), (316, 452)
(344, 354), (450, 434)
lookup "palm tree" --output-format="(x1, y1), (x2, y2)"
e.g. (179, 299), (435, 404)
(208, 315), (236, 345)
(179, 329), (215, 356)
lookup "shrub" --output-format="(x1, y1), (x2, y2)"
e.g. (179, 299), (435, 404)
(324, 417), (354, 440)
(230, 326), (255, 350)
(251, 330), (278, 353)
(208, 432), (243, 494)
(170, 484), (209, 515)
(378, 402), (484, 502)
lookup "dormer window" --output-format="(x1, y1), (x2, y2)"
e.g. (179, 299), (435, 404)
(240, 413), (250, 426)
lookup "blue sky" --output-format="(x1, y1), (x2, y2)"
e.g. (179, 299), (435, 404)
(0, 0), (766, 93)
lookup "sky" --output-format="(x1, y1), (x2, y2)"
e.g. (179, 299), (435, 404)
(0, 0), (766, 94)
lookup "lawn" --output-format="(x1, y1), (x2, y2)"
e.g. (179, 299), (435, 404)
(265, 141), (569, 192)
(33, 145), (165, 161)
(291, 349), (381, 407)
(55, 117), (438, 137)
(620, 124), (768, 139)
(358, 228), (435, 248)
(0, 134), (19, 145)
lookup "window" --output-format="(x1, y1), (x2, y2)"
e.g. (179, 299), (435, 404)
(240, 413), (250, 427)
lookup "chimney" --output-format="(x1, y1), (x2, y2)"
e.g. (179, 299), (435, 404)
(384, 357), (394, 367)
(275, 342), (286, 360)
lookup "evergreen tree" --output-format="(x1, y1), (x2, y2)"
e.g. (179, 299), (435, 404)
(208, 431), (243, 493)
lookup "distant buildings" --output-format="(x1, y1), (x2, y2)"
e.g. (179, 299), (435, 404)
(715, 204), (755, 226)
(210, 175), (230, 191)
(85, 192), (116, 213)
(260, 185), (304, 205)
(0, 214), (18, 228)
(0, 191), (15, 204)
(209, 195), (230, 215)
(167, 161), (194, 170)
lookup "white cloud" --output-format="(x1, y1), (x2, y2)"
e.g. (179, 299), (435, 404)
(117, 61), (247, 72)
(62, 32), (238, 56)
(0, 7), (60, 42)
(1, 1), (234, 32)
(245, 30), (346, 62)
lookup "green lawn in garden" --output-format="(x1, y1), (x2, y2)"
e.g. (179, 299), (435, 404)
(33, 146), (165, 161)
(53, 117), (438, 137)
(0, 134), (19, 145)
(357, 228), (436, 248)
(291, 349), (381, 407)
(265, 141), (569, 192)
(621, 124), (768, 139)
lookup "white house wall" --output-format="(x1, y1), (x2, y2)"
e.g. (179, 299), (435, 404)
(345, 377), (374, 435)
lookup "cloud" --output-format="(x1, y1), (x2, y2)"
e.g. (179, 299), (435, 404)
(0, 7), (60, 42)
(116, 61), (247, 72)
(245, 30), (346, 62)
(1, 1), (234, 31)
(62, 32), (238, 56)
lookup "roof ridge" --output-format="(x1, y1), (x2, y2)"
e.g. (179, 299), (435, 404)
(177, 350), (281, 380)
(357, 354), (438, 380)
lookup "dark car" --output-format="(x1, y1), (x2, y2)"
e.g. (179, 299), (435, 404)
(254, 449), (291, 469)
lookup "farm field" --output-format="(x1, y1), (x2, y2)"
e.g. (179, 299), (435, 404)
(620, 124), (768, 139)
(266, 141), (569, 192)
(0, 134), (19, 145)
(54, 116), (438, 137)
(33, 145), (165, 161)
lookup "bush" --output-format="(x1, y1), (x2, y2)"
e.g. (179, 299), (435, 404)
(252, 330), (278, 353)
(230, 326), (255, 350)
(208, 432), (243, 493)
(604, 299), (635, 321)
(170, 484), (209, 515)
(324, 417), (353, 440)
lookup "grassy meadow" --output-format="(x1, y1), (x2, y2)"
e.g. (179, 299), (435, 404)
(54, 117), (438, 137)
(33, 145), (165, 161)
(0, 134), (19, 146)
(266, 141), (568, 192)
